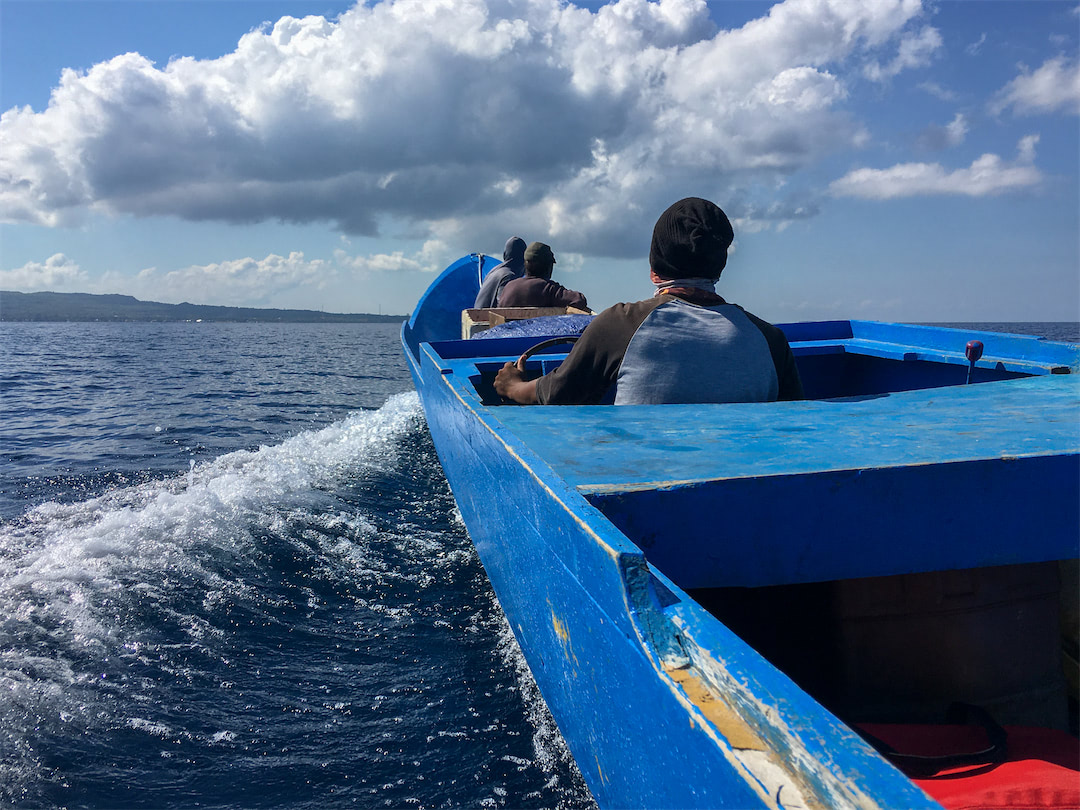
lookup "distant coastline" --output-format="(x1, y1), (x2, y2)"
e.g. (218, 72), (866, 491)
(0, 291), (406, 323)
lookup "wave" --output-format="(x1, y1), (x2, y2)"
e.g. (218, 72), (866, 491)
(0, 392), (445, 802)
(0, 390), (592, 809)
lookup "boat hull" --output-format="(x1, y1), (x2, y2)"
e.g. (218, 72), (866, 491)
(402, 254), (1079, 808)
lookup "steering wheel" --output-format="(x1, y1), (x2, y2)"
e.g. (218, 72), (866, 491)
(514, 336), (580, 371)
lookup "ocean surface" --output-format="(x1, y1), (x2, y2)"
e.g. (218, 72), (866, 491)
(1, 319), (1076, 809)
(0, 322), (592, 809)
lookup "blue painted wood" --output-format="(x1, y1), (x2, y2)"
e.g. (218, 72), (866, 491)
(403, 256), (1079, 809)
(492, 375), (1078, 487)
(485, 378), (1079, 587)
(403, 253), (499, 355)
(412, 335), (939, 810)
(590, 454), (1077, 588)
(783, 320), (1079, 370)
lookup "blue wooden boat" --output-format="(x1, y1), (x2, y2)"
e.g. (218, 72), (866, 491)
(402, 253), (1079, 809)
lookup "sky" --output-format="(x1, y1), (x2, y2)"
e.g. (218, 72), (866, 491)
(0, 0), (1077, 322)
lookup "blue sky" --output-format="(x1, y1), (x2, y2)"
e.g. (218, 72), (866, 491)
(1, 0), (1077, 321)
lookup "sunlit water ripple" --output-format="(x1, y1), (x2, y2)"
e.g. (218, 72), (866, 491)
(0, 322), (592, 809)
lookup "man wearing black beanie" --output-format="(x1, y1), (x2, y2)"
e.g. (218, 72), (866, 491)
(495, 197), (803, 405)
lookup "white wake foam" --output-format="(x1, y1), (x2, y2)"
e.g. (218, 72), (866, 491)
(2, 392), (423, 590)
(0, 392), (427, 801)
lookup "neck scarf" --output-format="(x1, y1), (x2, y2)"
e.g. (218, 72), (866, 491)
(651, 272), (726, 306)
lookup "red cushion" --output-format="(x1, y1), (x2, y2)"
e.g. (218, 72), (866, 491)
(858, 723), (1080, 810)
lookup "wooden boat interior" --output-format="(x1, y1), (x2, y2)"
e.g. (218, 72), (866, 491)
(420, 310), (1079, 734)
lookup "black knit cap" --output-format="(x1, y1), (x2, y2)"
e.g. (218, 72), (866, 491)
(649, 197), (734, 280)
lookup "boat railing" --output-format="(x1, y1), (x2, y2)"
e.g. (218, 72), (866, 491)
(424, 326), (1077, 405)
(791, 335), (1074, 375)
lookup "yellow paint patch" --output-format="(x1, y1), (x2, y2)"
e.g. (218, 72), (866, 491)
(665, 664), (765, 751)
(552, 612), (569, 644)
(550, 605), (579, 666)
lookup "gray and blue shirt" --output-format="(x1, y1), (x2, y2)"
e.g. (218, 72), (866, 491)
(534, 295), (803, 405)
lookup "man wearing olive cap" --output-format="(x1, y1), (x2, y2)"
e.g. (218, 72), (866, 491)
(494, 197), (802, 405)
(497, 242), (589, 311)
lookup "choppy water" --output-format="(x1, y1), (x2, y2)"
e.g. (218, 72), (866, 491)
(1, 319), (1075, 809)
(0, 322), (592, 809)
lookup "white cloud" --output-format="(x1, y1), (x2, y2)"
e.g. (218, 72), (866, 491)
(991, 55), (1080, 116)
(1016, 133), (1039, 164)
(2, 245), (442, 305)
(0, 0), (934, 254)
(0, 254), (88, 290)
(944, 113), (969, 146)
(965, 32), (986, 57)
(829, 136), (1043, 199)
(750, 66), (847, 111)
(917, 112), (968, 151)
(334, 239), (449, 274)
(863, 25), (942, 82)
(917, 81), (958, 102)
(136, 251), (333, 305)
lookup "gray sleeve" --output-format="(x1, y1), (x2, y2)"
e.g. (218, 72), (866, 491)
(474, 268), (508, 308)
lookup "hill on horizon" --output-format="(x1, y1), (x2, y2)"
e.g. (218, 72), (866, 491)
(0, 290), (406, 323)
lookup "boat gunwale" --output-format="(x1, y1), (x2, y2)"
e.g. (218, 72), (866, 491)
(410, 329), (942, 810)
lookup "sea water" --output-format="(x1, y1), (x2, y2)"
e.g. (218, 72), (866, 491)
(1, 320), (1076, 809)
(0, 322), (593, 809)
